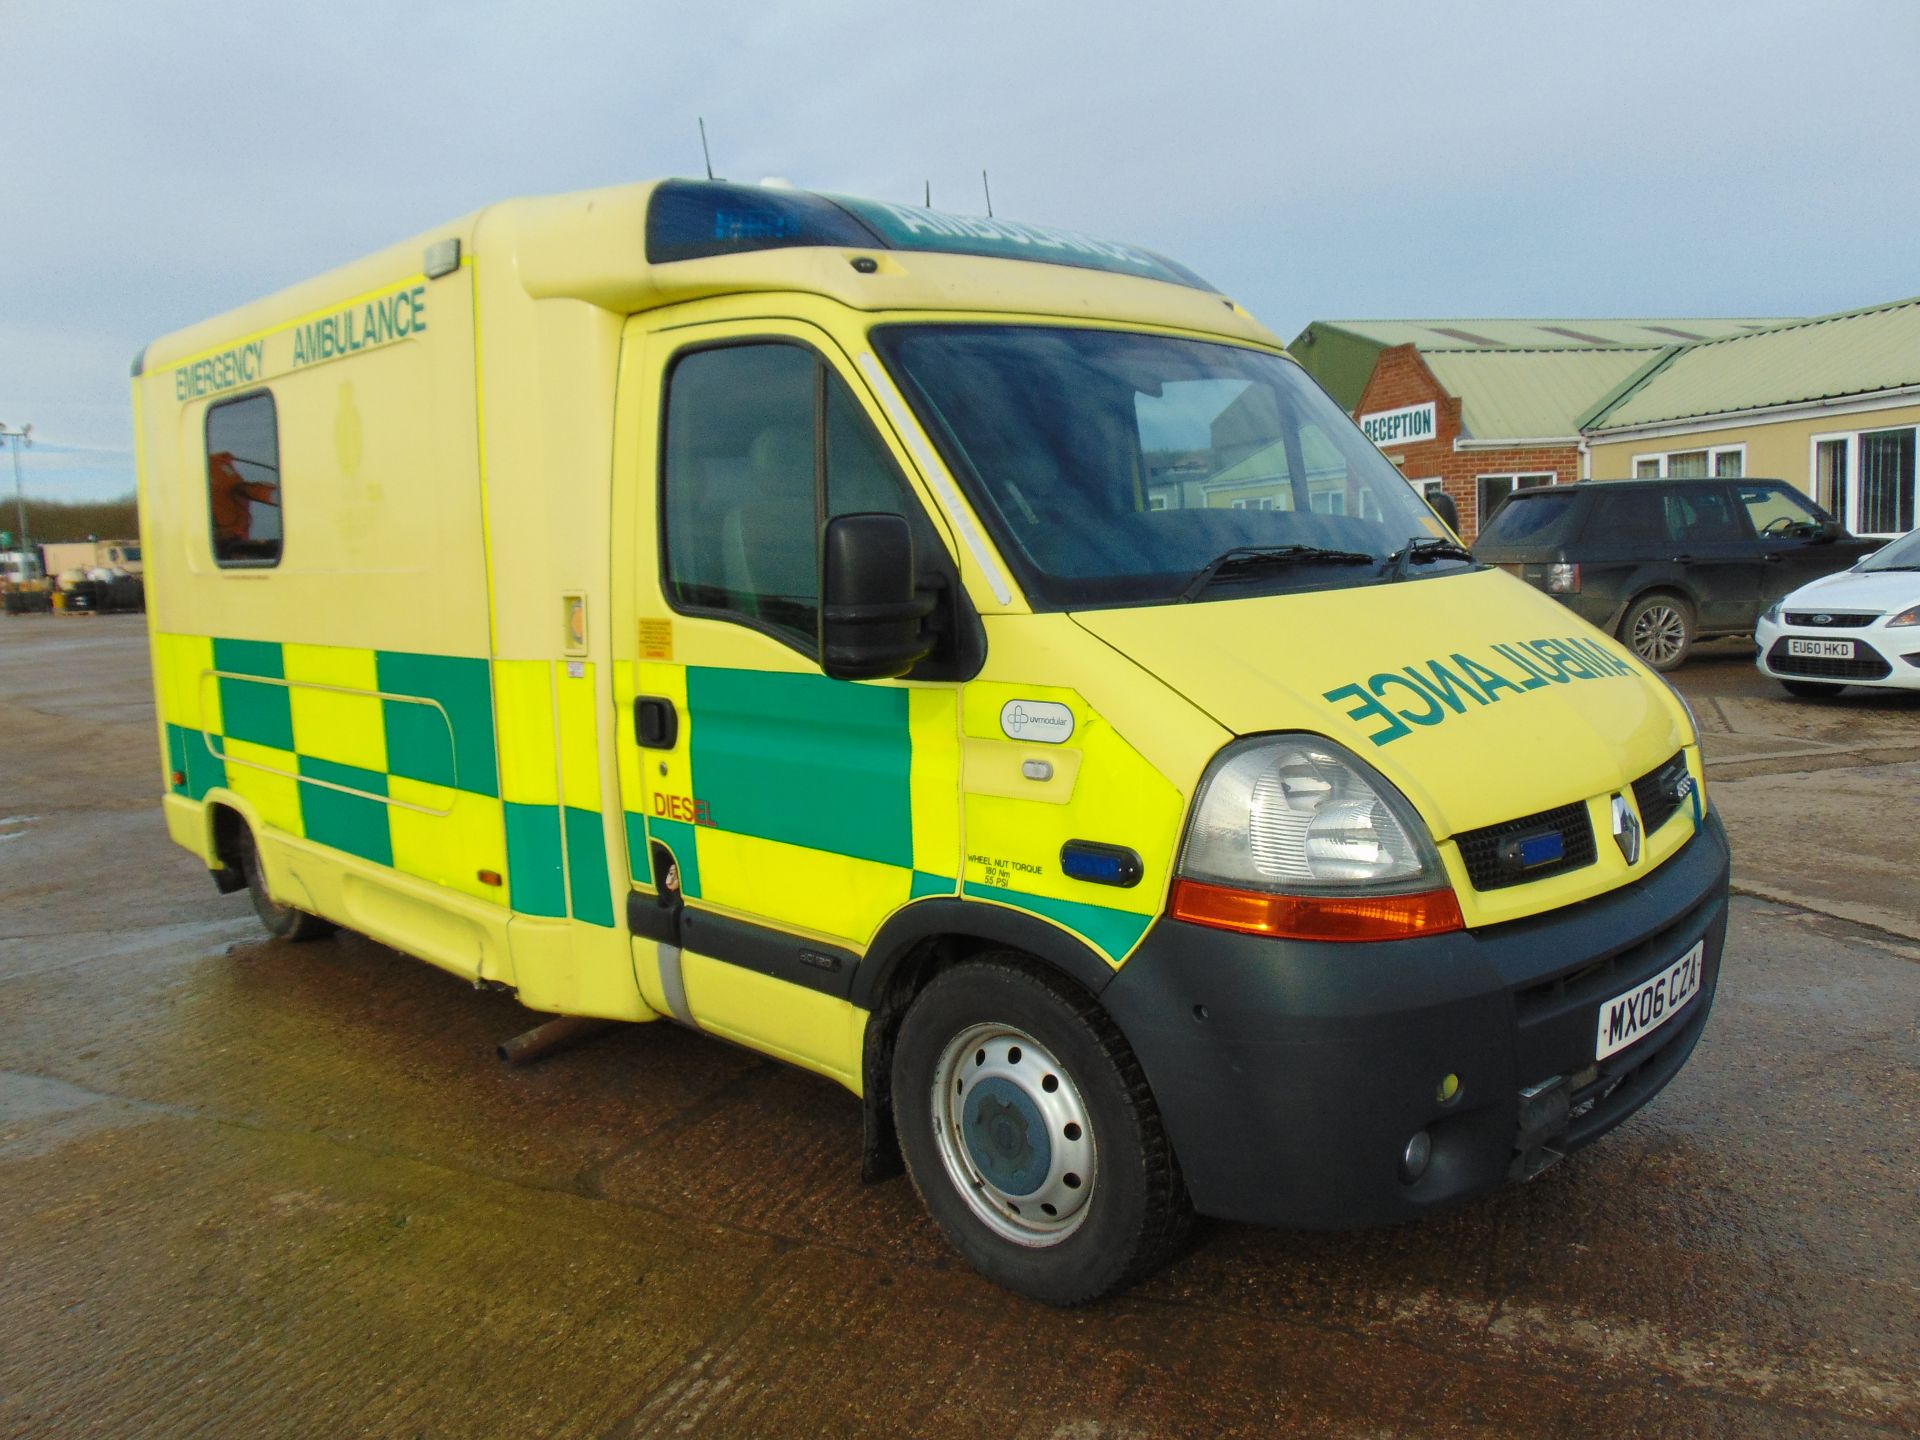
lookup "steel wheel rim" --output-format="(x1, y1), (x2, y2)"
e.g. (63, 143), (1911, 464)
(1632, 604), (1685, 665)
(931, 1022), (1097, 1247)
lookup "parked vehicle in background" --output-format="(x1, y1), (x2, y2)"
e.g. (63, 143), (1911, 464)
(1756, 528), (1920, 696)
(1473, 478), (1879, 670)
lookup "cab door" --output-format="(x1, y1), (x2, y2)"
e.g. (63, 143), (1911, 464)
(612, 314), (963, 1084)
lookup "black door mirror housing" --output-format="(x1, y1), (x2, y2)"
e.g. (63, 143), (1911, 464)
(819, 513), (936, 680)
(1814, 518), (1845, 543)
(1425, 488), (1462, 536)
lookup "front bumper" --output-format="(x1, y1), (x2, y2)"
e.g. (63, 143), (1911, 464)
(1102, 806), (1731, 1229)
(1755, 618), (1920, 689)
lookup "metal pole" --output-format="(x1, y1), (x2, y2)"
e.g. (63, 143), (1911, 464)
(1, 424), (29, 580)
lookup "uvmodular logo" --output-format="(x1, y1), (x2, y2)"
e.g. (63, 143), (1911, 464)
(1000, 700), (1075, 743)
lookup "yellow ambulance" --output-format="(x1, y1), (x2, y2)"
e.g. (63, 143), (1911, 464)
(134, 180), (1729, 1303)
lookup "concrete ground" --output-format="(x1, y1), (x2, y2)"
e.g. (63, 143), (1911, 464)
(1, 615), (1915, 1439)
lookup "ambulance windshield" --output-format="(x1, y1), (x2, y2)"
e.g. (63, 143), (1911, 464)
(873, 325), (1472, 609)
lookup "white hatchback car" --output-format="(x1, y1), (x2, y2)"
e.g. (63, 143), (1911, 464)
(1756, 528), (1920, 696)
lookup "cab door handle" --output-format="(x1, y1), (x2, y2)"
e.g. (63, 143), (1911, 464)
(634, 696), (678, 749)
(1670, 554), (1695, 565)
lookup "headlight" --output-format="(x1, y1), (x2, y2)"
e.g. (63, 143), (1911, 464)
(1888, 603), (1920, 628)
(1173, 735), (1462, 942)
(1761, 600), (1784, 625)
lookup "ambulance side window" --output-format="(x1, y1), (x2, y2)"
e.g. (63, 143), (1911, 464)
(662, 342), (938, 654)
(662, 344), (820, 647)
(205, 391), (283, 567)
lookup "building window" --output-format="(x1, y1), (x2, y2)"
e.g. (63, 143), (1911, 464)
(1633, 445), (1744, 480)
(1230, 496), (1276, 510)
(1808, 427), (1916, 538)
(1476, 472), (1554, 523)
(1860, 428), (1917, 536)
(206, 392), (283, 567)
(1813, 437), (1849, 518)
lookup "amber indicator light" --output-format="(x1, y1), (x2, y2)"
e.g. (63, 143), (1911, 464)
(1170, 878), (1464, 942)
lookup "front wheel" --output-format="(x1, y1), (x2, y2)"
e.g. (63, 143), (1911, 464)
(1621, 593), (1695, 671)
(1781, 679), (1846, 699)
(891, 956), (1190, 1305)
(233, 822), (336, 942)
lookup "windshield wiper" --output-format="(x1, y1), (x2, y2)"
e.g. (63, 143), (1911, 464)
(1384, 535), (1475, 581)
(1181, 544), (1374, 601)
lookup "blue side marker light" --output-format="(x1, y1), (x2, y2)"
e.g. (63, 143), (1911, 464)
(1060, 842), (1143, 888)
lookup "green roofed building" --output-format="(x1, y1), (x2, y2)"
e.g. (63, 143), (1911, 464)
(1282, 316), (1792, 539)
(1581, 295), (1920, 539)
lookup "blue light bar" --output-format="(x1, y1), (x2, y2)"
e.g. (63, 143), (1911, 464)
(645, 179), (1214, 291)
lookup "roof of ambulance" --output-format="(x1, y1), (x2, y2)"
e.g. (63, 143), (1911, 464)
(137, 179), (1281, 377)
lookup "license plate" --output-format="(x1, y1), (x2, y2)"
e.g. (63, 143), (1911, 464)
(1787, 637), (1855, 659)
(1596, 940), (1704, 1060)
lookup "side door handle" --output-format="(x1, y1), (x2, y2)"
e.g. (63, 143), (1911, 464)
(634, 695), (679, 749)
(1670, 554), (1695, 565)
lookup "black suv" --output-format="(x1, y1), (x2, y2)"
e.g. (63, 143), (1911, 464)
(1473, 478), (1878, 670)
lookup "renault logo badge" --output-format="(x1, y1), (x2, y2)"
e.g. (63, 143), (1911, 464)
(1611, 794), (1643, 865)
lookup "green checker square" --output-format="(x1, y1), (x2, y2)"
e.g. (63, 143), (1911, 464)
(166, 724), (190, 795)
(217, 674), (294, 752)
(911, 870), (954, 899)
(645, 815), (701, 900)
(687, 667), (911, 868)
(212, 637), (284, 680)
(380, 696), (458, 790)
(175, 724), (227, 800)
(504, 801), (566, 918)
(297, 756), (393, 868)
(376, 650), (499, 798)
(623, 811), (653, 885)
(564, 806), (615, 928)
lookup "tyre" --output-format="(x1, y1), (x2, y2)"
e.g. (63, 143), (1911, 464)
(1621, 593), (1695, 672)
(891, 955), (1190, 1305)
(233, 822), (335, 942)
(1781, 679), (1846, 699)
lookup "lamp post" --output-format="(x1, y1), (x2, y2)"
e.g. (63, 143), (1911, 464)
(0, 422), (30, 581)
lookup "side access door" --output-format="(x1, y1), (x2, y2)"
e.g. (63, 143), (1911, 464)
(611, 314), (965, 1085)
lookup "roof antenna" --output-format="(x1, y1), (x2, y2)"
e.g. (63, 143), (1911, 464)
(924, 179), (931, 208)
(981, 169), (993, 217)
(698, 117), (717, 181)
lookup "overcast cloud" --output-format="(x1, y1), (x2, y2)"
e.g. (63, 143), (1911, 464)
(6, 0), (1918, 498)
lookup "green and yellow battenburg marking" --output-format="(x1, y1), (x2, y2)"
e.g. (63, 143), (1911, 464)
(154, 632), (614, 926)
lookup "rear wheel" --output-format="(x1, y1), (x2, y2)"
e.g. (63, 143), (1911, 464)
(1621, 593), (1695, 671)
(891, 955), (1190, 1305)
(233, 822), (335, 942)
(1781, 679), (1846, 699)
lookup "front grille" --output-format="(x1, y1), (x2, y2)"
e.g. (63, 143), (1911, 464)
(1784, 611), (1879, 627)
(1766, 638), (1892, 679)
(1456, 801), (1597, 891)
(1630, 751), (1688, 836)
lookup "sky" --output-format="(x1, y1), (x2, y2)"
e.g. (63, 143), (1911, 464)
(5, 0), (1919, 500)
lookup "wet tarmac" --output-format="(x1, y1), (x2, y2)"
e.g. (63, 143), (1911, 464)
(2, 616), (1916, 1438)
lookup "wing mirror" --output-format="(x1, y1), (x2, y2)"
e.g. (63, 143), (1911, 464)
(1425, 488), (1462, 535)
(819, 513), (937, 681)
(1814, 518), (1845, 543)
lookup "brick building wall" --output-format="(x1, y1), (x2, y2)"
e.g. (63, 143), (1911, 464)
(1352, 345), (1580, 540)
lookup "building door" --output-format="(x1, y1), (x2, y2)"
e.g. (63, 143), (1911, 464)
(612, 316), (961, 1080)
